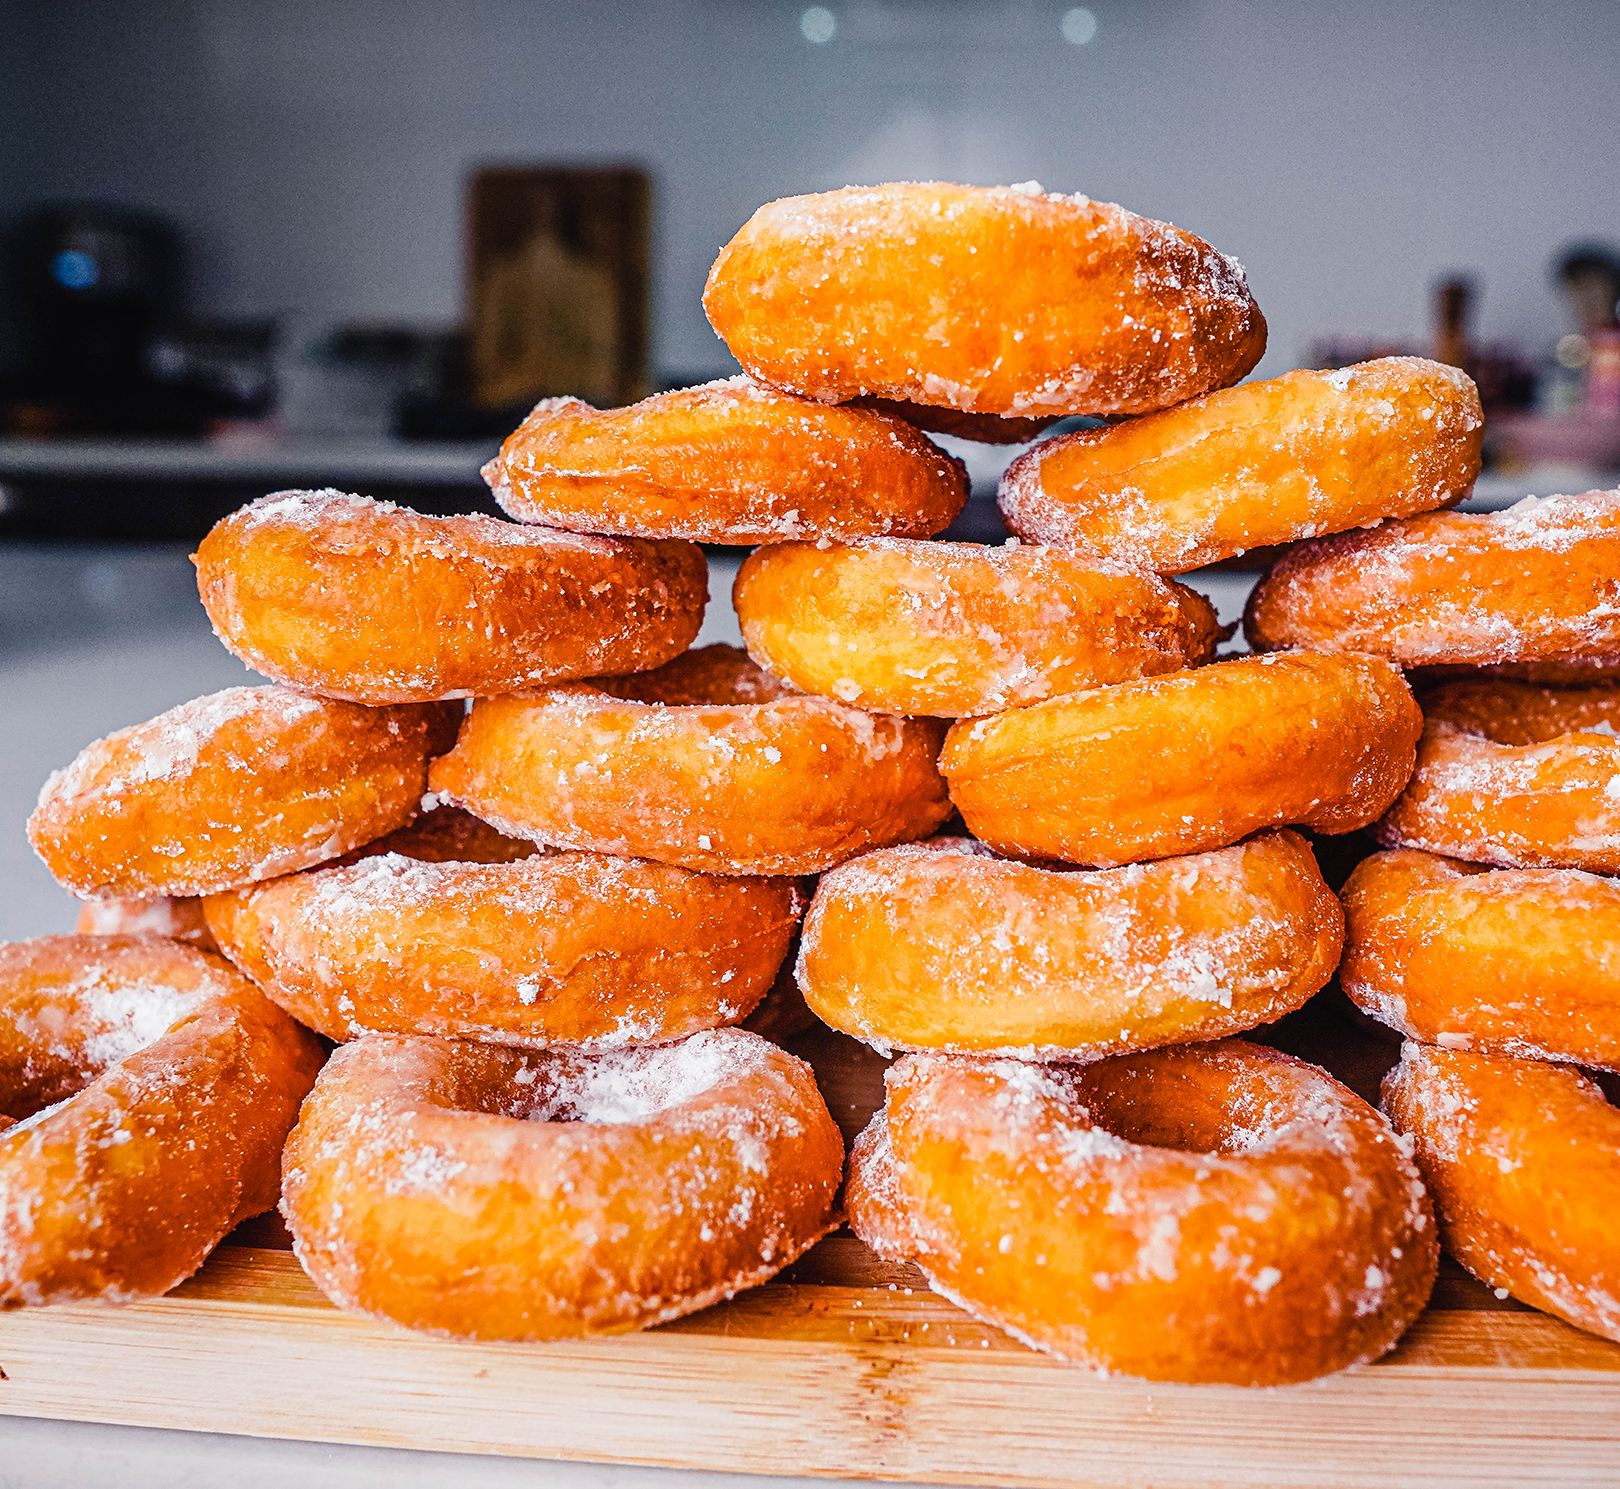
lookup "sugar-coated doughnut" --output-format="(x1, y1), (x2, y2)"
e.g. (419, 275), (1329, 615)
(851, 398), (1058, 446)
(1245, 489), (1620, 666)
(799, 831), (1341, 1057)
(1384, 1042), (1619, 1343)
(485, 378), (967, 543)
(195, 490), (707, 704)
(29, 686), (460, 900)
(1342, 849), (1620, 1070)
(703, 181), (1266, 420)
(1, 934), (324, 1306)
(941, 652), (1421, 866)
(999, 359), (1482, 573)
(733, 538), (1221, 718)
(342, 802), (539, 866)
(282, 1027), (843, 1340)
(205, 852), (801, 1048)
(76, 895), (217, 953)
(428, 645), (952, 875)
(848, 1040), (1436, 1383)
(1380, 679), (1620, 873)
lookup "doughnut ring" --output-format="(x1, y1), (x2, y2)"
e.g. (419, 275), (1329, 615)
(1342, 848), (1620, 1070)
(282, 1027), (843, 1340)
(703, 181), (1266, 420)
(76, 895), (218, 953)
(195, 490), (708, 704)
(848, 1040), (1437, 1384)
(485, 378), (967, 543)
(1245, 488), (1620, 666)
(428, 645), (952, 875)
(799, 831), (1342, 1057)
(29, 686), (461, 899)
(999, 358), (1482, 573)
(205, 852), (802, 1048)
(1384, 1042), (1619, 1343)
(1379, 680), (1620, 873)
(733, 538), (1221, 718)
(1, 934), (324, 1306)
(941, 652), (1421, 866)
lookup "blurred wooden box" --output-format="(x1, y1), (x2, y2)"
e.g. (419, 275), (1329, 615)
(467, 165), (650, 411)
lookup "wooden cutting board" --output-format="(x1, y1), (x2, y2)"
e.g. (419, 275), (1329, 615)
(3, 1001), (1618, 1488)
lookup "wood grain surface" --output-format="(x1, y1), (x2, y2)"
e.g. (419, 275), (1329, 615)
(3, 994), (1618, 1488)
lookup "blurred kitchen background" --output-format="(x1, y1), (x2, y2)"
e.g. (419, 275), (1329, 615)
(2, 0), (1620, 939)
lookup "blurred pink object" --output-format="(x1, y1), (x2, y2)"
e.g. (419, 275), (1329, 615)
(1493, 407), (1620, 469)
(1588, 329), (1620, 417)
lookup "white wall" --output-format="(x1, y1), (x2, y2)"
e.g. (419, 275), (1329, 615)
(15, 0), (1620, 380)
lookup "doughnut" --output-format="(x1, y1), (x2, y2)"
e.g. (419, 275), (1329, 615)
(1, 934), (323, 1306)
(703, 181), (1266, 420)
(1342, 849), (1620, 1070)
(485, 378), (967, 542)
(998, 358), (1482, 572)
(76, 895), (217, 953)
(733, 538), (1222, 718)
(848, 1039), (1436, 1383)
(428, 645), (952, 875)
(799, 831), (1342, 1057)
(941, 652), (1421, 866)
(1245, 488), (1620, 666)
(29, 686), (460, 900)
(1384, 1042), (1619, 1343)
(194, 489), (708, 704)
(204, 852), (802, 1047)
(340, 802), (539, 866)
(1379, 679), (1620, 873)
(851, 398), (1058, 446)
(282, 1027), (843, 1340)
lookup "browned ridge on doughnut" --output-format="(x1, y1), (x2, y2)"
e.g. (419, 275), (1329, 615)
(703, 181), (1266, 419)
(488, 378), (968, 543)
(195, 490), (707, 704)
(849, 1041), (1436, 1384)
(999, 358), (1483, 572)
(1245, 487), (1620, 667)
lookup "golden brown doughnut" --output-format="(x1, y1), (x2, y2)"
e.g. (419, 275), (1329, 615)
(282, 1027), (843, 1339)
(195, 489), (707, 704)
(1342, 848), (1620, 1070)
(703, 181), (1266, 420)
(339, 803), (539, 867)
(850, 398), (1059, 446)
(205, 852), (801, 1047)
(733, 538), (1221, 718)
(1384, 1042), (1619, 1343)
(1245, 488), (1620, 666)
(799, 831), (1341, 1056)
(848, 1040), (1436, 1383)
(1380, 679), (1620, 873)
(428, 645), (952, 875)
(1, 934), (323, 1306)
(76, 895), (217, 953)
(485, 378), (967, 542)
(999, 358), (1482, 572)
(941, 652), (1421, 866)
(29, 686), (460, 899)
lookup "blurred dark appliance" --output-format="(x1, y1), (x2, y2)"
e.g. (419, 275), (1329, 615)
(1, 203), (271, 436)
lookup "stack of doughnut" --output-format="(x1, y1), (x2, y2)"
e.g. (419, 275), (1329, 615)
(5, 178), (1613, 1386)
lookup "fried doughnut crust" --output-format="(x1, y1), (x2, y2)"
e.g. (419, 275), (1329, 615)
(1, 935), (324, 1306)
(428, 645), (952, 875)
(1245, 488), (1620, 666)
(1384, 1043), (1619, 1343)
(799, 832), (1342, 1057)
(282, 1028), (843, 1340)
(29, 686), (459, 900)
(851, 398), (1059, 446)
(486, 378), (967, 543)
(734, 538), (1221, 718)
(1343, 849), (1620, 1070)
(703, 182), (1265, 419)
(1380, 679), (1620, 873)
(195, 490), (707, 703)
(848, 1041), (1436, 1383)
(76, 895), (218, 953)
(205, 852), (801, 1048)
(941, 652), (1421, 866)
(1000, 358), (1482, 572)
